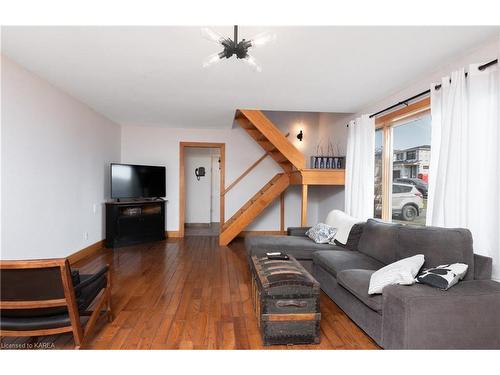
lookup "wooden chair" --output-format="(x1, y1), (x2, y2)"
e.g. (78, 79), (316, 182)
(0, 258), (112, 349)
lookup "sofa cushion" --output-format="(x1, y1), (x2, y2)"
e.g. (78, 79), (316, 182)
(333, 222), (365, 251)
(244, 235), (341, 260)
(357, 219), (400, 265)
(337, 269), (383, 312)
(312, 250), (384, 278)
(396, 225), (475, 281)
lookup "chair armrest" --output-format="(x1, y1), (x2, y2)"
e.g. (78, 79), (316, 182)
(287, 227), (311, 237)
(382, 281), (500, 349)
(73, 265), (109, 292)
(474, 253), (493, 280)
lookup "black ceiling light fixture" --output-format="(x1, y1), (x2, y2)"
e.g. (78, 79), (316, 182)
(201, 25), (275, 72)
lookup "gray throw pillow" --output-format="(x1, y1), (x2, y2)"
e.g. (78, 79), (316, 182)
(305, 223), (337, 244)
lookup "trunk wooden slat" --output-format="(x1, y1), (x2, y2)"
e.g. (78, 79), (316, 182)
(250, 255), (321, 345)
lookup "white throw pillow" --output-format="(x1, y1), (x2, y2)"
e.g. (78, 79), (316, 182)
(368, 254), (425, 295)
(305, 223), (337, 244)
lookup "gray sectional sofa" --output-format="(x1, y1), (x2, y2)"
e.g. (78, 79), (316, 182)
(244, 219), (500, 349)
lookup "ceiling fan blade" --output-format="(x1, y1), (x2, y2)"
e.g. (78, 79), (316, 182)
(249, 32), (276, 47)
(243, 55), (262, 72)
(201, 27), (225, 44)
(202, 52), (223, 68)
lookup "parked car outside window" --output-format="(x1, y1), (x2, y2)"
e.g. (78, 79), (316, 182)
(394, 177), (428, 198)
(374, 183), (424, 222)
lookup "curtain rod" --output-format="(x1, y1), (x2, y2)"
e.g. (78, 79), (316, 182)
(368, 59), (498, 119)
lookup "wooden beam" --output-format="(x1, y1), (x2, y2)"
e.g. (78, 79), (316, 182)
(381, 126), (392, 220)
(289, 169), (346, 185)
(301, 184), (308, 226)
(263, 313), (320, 321)
(219, 144), (226, 227)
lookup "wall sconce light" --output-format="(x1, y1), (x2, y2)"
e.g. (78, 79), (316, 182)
(297, 130), (304, 142)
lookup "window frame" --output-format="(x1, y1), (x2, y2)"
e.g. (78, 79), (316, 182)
(374, 97), (430, 221)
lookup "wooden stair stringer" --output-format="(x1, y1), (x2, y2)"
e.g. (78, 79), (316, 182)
(236, 109), (305, 172)
(219, 173), (290, 246)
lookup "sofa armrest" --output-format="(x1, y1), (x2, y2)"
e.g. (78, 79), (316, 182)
(287, 227), (311, 237)
(382, 281), (500, 349)
(474, 253), (493, 280)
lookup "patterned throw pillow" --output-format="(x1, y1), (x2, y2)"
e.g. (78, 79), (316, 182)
(305, 223), (337, 244)
(416, 263), (469, 290)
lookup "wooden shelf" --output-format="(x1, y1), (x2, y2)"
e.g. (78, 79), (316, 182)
(289, 169), (345, 186)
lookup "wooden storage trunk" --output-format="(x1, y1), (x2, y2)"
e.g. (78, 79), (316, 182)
(250, 255), (321, 345)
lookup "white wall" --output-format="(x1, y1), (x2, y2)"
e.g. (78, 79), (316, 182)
(1, 55), (121, 259)
(313, 112), (353, 215)
(184, 147), (212, 224)
(263, 111), (320, 168)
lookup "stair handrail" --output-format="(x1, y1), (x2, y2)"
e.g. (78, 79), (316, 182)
(222, 152), (269, 196)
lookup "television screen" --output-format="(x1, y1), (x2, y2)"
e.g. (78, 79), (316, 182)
(111, 164), (166, 199)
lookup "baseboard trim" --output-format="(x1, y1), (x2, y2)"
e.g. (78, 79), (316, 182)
(164, 230), (283, 239)
(237, 231), (286, 237)
(166, 231), (182, 238)
(67, 240), (104, 265)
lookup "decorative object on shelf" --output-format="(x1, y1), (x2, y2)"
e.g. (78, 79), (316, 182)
(297, 129), (304, 142)
(201, 25), (275, 72)
(310, 138), (345, 169)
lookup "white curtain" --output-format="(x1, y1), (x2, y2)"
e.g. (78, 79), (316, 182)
(427, 59), (500, 279)
(345, 114), (375, 220)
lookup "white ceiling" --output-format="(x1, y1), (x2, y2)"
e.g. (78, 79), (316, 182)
(2, 26), (499, 128)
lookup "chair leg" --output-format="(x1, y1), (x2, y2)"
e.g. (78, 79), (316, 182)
(72, 326), (84, 350)
(106, 288), (113, 322)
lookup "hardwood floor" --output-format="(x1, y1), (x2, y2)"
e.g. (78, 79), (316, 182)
(1, 237), (379, 350)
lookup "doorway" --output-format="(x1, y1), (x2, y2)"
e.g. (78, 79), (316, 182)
(179, 142), (225, 237)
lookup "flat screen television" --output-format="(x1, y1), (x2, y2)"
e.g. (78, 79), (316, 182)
(111, 163), (166, 199)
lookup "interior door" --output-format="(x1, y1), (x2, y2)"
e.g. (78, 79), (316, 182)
(211, 154), (221, 223)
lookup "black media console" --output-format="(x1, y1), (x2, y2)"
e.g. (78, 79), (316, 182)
(105, 199), (166, 248)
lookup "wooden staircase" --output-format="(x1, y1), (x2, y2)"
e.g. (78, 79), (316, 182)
(219, 109), (344, 246)
(235, 110), (305, 172)
(219, 173), (290, 246)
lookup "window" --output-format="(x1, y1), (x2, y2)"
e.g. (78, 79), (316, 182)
(406, 150), (416, 160)
(374, 98), (431, 226)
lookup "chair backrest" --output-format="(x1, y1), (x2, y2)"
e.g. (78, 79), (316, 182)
(0, 259), (77, 318)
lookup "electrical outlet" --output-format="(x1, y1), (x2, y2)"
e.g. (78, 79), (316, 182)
(84, 232), (89, 240)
